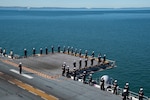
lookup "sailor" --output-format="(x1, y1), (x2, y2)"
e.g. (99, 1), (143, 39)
(85, 58), (88, 67)
(51, 45), (54, 53)
(113, 80), (118, 95)
(73, 60), (76, 68)
(91, 57), (94, 66)
(92, 51), (94, 57)
(33, 48), (36, 56)
(18, 62), (22, 74)
(98, 54), (101, 64)
(79, 58), (82, 69)
(85, 50), (88, 58)
(66, 66), (70, 78)
(124, 82), (129, 98)
(88, 74), (93, 85)
(24, 48), (27, 58)
(100, 78), (105, 90)
(40, 48), (43, 55)
(63, 46), (66, 53)
(10, 50), (13, 59)
(0, 47), (2, 54)
(73, 67), (76, 80)
(79, 49), (82, 57)
(71, 47), (73, 54)
(62, 62), (66, 76)
(67, 46), (70, 54)
(58, 45), (60, 53)
(122, 89), (127, 100)
(82, 71), (86, 84)
(103, 54), (106, 62)
(75, 48), (77, 56)
(45, 47), (48, 55)
(139, 88), (144, 100)
(3, 48), (6, 56)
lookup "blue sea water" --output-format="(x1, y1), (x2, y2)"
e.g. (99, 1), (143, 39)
(0, 8), (150, 97)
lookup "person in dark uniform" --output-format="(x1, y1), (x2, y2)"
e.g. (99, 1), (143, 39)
(139, 88), (144, 100)
(98, 54), (101, 64)
(79, 58), (82, 69)
(63, 46), (66, 53)
(85, 58), (88, 67)
(113, 80), (118, 95)
(10, 50), (13, 59)
(91, 57), (94, 66)
(0, 47), (2, 54)
(124, 82), (129, 99)
(82, 71), (86, 84)
(18, 62), (22, 74)
(51, 46), (54, 53)
(92, 51), (94, 57)
(71, 47), (73, 54)
(62, 62), (66, 76)
(100, 78), (105, 90)
(67, 46), (70, 54)
(88, 74), (92, 85)
(75, 48), (77, 56)
(33, 48), (36, 56)
(103, 54), (106, 62)
(40, 48), (43, 55)
(122, 89), (127, 100)
(45, 47), (48, 55)
(73, 67), (76, 80)
(58, 45), (60, 53)
(3, 48), (6, 56)
(24, 48), (27, 58)
(85, 50), (88, 58)
(79, 49), (82, 57)
(66, 66), (70, 78)
(73, 60), (76, 68)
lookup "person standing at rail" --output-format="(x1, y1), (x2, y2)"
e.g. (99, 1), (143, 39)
(124, 82), (129, 99)
(3, 48), (6, 57)
(0, 47), (2, 54)
(40, 48), (43, 55)
(139, 88), (144, 100)
(67, 46), (70, 54)
(113, 80), (118, 95)
(18, 62), (22, 74)
(58, 45), (60, 53)
(100, 78), (105, 90)
(10, 50), (13, 59)
(98, 54), (101, 64)
(33, 48), (36, 56)
(103, 54), (106, 62)
(79, 58), (82, 69)
(63, 46), (66, 53)
(79, 49), (82, 57)
(62, 62), (66, 76)
(122, 89), (127, 100)
(85, 58), (88, 67)
(24, 48), (27, 58)
(51, 45), (54, 53)
(91, 57), (94, 66)
(92, 51), (94, 57)
(75, 48), (77, 56)
(45, 47), (48, 55)
(85, 50), (88, 58)
(71, 47), (73, 54)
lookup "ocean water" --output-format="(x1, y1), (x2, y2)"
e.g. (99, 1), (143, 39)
(0, 8), (150, 97)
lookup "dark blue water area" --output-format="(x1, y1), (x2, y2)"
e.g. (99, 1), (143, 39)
(0, 9), (150, 96)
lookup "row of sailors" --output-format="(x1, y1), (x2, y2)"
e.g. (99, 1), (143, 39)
(1, 47), (107, 63)
(61, 62), (144, 100)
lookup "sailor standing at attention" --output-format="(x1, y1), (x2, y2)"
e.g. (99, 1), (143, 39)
(62, 62), (66, 76)
(33, 48), (36, 56)
(45, 47), (48, 55)
(113, 80), (118, 95)
(85, 58), (88, 67)
(66, 66), (70, 78)
(63, 46), (66, 53)
(91, 51), (94, 57)
(73, 67), (76, 80)
(40, 48), (43, 55)
(79, 58), (82, 69)
(139, 88), (144, 100)
(82, 71), (86, 84)
(100, 78), (105, 90)
(73, 60), (76, 68)
(51, 45), (54, 53)
(10, 50), (13, 59)
(24, 48), (27, 58)
(122, 89), (127, 100)
(88, 74), (93, 85)
(124, 82), (129, 99)
(18, 62), (22, 74)
(58, 45), (60, 53)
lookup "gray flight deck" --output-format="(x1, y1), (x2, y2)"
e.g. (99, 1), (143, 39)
(0, 52), (121, 100)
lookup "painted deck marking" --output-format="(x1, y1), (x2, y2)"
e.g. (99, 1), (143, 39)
(10, 69), (33, 79)
(0, 71), (59, 100)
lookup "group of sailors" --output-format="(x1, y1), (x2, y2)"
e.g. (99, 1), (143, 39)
(0, 47), (14, 59)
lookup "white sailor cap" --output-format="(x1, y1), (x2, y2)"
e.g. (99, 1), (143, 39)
(92, 51), (94, 53)
(126, 82), (129, 85)
(90, 74), (92, 76)
(24, 48), (26, 50)
(140, 88), (143, 91)
(104, 54), (106, 56)
(19, 62), (22, 65)
(83, 71), (86, 73)
(114, 80), (117, 83)
(73, 67), (76, 70)
(67, 66), (69, 68)
(80, 58), (82, 60)
(63, 62), (66, 64)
